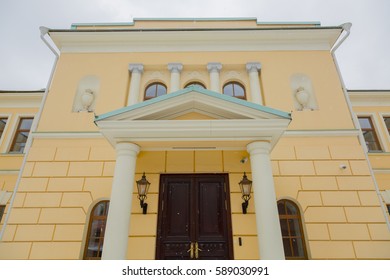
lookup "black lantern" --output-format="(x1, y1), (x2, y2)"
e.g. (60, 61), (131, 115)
(239, 172), (252, 214)
(136, 172), (150, 214)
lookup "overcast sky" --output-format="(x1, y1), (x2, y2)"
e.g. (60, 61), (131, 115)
(0, 0), (389, 90)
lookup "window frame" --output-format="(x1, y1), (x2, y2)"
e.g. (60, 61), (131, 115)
(357, 115), (384, 153)
(277, 199), (308, 260)
(83, 200), (110, 260)
(222, 81), (247, 100)
(9, 117), (34, 154)
(144, 82), (167, 101)
(0, 116), (10, 144)
(184, 81), (206, 89)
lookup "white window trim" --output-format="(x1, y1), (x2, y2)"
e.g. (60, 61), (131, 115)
(2, 113), (35, 154)
(357, 113), (387, 153)
(0, 114), (12, 150)
(379, 113), (390, 146)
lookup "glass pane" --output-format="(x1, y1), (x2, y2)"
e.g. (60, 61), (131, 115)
(291, 238), (305, 257)
(19, 118), (33, 130)
(145, 84), (157, 98)
(156, 84), (167, 97)
(277, 201), (286, 215)
(286, 201), (298, 215)
(223, 84), (234, 96)
(0, 119), (7, 138)
(280, 219), (289, 236)
(363, 131), (381, 151)
(86, 238), (100, 257)
(384, 117), (390, 131)
(358, 117), (372, 129)
(90, 220), (106, 238)
(288, 219), (302, 237)
(233, 84), (245, 97)
(283, 238), (292, 257)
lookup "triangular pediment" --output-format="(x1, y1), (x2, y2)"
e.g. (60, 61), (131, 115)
(95, 86), (290, 122)
(95, 87), (291, 150)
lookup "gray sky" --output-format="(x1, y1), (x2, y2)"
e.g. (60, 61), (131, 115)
(0, 0), (389, 90)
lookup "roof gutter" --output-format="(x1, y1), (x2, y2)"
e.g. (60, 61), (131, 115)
(331, 23), (390, 231)
(0, 27), (60, 240)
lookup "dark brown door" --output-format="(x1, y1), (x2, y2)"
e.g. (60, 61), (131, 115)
(156, 174), (233, 260)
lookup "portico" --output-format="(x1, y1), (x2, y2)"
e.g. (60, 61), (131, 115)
(95, 86), (291, 260)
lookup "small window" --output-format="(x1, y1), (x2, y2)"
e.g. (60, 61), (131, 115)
(10, 117), (33, 153)
(185, 81), (206, 89)
(0, 118), (7, 140)
(144, 82), (167, 100)
(223, 82), (246, 100)
(358, 117), (382, 152)
(84, 200), (109, 260)
(387, 204), (390, 215)
(383, 117), (390, 136)
(278, 199), (308, 260)
(0, 205), (5, 222)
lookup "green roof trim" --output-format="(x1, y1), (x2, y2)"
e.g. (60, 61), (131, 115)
(71, 18), (321, 29)
(95, 86), (291, 122)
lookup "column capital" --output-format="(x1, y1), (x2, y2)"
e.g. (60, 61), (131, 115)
(167, 63), (183, 73)
(247, 141), (271, 155)
(116, 142), (140, 157)
(207, 62), (222, 73)
(128, 63), (144, 74)
(246, 62), (262, 73)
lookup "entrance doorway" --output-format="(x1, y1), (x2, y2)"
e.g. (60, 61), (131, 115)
(156, 174), (234, 259)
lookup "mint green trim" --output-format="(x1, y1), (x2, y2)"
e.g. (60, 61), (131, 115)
(95, 86), (291, 121)
(71, 18), (320, 29)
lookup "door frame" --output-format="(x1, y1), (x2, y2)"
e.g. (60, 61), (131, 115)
(155, 173), (234, 260)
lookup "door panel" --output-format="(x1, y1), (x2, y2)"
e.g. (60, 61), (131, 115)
(156, 174), (233, 260)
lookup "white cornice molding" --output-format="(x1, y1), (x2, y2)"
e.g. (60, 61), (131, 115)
(348, 91), (390, 107)
(97, 118), (290, 149)
(49, 28), (342, 53)
(0, 92), (44, 108)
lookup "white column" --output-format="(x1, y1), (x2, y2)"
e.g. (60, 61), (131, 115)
(102, 142), (140, 260)
(246, 62), (263, 105)
(127, 64), (144, 106)
(207, 62), (222, 93)
(168, 63), (183, 93)
(247, 141), (285, 260)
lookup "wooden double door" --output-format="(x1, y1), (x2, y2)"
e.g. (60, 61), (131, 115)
(156, 174), (233, 260)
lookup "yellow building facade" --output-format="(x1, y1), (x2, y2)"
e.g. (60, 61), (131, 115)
(0, 18), (389, 260)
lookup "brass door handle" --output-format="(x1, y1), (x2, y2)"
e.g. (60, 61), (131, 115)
(187, 242), (194, 259)
(195, 242), (203, 259)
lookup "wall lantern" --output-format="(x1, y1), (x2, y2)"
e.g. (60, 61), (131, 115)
(136, 172), (150, 214)
(239, 172), (252, 214)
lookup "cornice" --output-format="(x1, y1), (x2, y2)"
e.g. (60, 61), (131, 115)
(0, 91), (44, 108)
(48, 27), (342, 53)
(348, 90), (390, 107)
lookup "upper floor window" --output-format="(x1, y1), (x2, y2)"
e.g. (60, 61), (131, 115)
(84, 200), (109, 260)
(185, 81), (206, 89)
(277, 199), (308, 260)
(223, 81), (246, 100)
(0, 118), (7, 140)
(10, 117), (33, 153)
(383, 117), (390, 136)
(144, 82), (167, 100)
(358, 117), (382, 152)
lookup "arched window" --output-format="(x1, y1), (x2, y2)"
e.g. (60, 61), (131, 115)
(277, 199), (308, 260)
(223, 81), (246, 100)
(185, 81), (206, 89)
(84, 200), (109, 260)
(144, 82), (167, 100)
